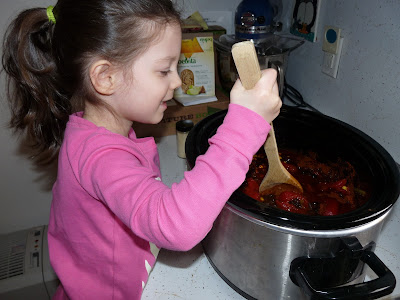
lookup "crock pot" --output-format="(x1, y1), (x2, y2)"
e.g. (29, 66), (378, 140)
(185, 106), (400, 300)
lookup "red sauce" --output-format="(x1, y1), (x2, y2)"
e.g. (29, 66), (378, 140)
(240, 149), (370, 216)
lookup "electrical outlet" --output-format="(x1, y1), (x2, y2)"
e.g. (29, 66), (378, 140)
(322, 25), (343, 78)
(322, 37), (343, 78)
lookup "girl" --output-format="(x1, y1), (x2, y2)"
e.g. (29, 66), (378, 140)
(2, 0), (281, 299)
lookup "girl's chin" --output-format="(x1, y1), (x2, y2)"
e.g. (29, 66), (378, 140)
(152, 112), (165, 124)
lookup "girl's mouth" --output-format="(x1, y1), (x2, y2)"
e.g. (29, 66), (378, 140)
(161, 100), (169, 109)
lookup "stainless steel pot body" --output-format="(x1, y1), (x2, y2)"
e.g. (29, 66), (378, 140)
(202, 203), (390, 300)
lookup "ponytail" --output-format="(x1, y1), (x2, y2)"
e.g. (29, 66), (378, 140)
(2, 7), (71, 154)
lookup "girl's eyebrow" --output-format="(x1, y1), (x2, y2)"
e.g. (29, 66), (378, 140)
(155, 56), (177, 63)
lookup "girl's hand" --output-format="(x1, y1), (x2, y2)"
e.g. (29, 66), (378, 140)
(230, 68), (282, 123)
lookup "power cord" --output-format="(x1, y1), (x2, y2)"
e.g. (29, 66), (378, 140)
(282, 78), (321, 114)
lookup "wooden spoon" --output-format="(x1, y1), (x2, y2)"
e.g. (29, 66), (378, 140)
(231, 41), (303, 194)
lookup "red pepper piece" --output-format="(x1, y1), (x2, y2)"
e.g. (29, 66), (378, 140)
(319, 197), (339, 216)
(242, 178), (261, 201)
(276, 191), (311, 215)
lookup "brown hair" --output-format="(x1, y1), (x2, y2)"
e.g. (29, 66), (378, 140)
(2, 0), (181, 154)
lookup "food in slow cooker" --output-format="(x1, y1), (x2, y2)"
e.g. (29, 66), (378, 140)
(240, 148), (370, 216)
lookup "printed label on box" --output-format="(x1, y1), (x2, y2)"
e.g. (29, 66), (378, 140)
(174, 33), (216, 106)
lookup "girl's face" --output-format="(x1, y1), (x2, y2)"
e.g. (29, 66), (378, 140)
(114, 23), (182, 126)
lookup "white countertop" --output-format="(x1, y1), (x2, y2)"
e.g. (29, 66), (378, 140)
(141, 135), (400, 300)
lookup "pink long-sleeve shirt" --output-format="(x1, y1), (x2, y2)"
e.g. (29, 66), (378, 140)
(48, 103), (270, 299)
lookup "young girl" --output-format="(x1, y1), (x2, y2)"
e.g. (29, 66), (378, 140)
(2, 0), (281, 299)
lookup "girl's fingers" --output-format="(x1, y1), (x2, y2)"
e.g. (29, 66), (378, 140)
(259, 68), (278, 91)
(272, 80), (279, 95)
(232, 77), (243, 90)
(232, 69), (278, 94)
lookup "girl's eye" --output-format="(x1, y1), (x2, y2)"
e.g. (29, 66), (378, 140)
(160, 70), (170, 76)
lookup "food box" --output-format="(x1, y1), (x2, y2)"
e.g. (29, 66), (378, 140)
(132, 88), (229, 138)
(173, 32), (217, 106)
(200, 25), (227, 40)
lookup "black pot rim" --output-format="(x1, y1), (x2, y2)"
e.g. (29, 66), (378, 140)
(185, 107), (400, 230)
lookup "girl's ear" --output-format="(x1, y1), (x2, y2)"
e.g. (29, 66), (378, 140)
(89, 60), (118, 95)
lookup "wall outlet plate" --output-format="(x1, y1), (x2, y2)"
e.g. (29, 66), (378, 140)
(322, 25), (341, 54)
(322, 37), (344, 78)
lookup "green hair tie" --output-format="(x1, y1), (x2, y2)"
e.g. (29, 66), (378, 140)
(46, 6), (56, 24)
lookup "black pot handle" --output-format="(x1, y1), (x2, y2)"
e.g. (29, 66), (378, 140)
(269, 61), (284, 97)
(290, 237), (396, 300)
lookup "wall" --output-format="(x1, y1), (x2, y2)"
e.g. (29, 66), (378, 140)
(0, 0), (53, 234)
(1, 0), (399, 234)
(284, 0), (400, 164)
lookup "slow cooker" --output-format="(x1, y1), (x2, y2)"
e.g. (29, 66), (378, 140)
(185, 106), (400, 299)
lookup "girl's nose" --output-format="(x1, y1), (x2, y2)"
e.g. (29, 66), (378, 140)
(171, 71), (182, 90)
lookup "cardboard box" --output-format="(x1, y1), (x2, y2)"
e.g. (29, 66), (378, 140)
(174, 32), (216, 106)
(182, 25), (226, 40)
(202, 25), (227, 40)
(132, 88), (229, 138)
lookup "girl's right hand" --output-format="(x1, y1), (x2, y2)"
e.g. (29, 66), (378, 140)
(229, 68), (282, 124)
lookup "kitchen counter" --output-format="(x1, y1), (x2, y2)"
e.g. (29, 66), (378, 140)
(142, 135), (400, 300)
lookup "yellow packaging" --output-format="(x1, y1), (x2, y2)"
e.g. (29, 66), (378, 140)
(173, 33), (216, 106)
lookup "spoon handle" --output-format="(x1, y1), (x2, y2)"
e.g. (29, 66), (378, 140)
(231, 41), (261, 89)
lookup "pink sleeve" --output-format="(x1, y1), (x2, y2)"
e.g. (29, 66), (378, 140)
(82, 104), (270, 251)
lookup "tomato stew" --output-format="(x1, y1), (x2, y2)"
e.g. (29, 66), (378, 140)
(240, 148), (371, 216)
